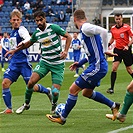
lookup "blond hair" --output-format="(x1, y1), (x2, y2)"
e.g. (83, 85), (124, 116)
(10, 9), (22, 19)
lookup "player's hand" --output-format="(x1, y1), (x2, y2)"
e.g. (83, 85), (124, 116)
(105, 51), (118, 57)
(60, 51), (68, 59)
(123, 46), (129, 51)
(69, 62), (79, 71)
(5, 49), (16, 60)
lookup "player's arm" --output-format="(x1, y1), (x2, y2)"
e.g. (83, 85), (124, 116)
(52, 24), (72, 59)
(108, 34), (114, 47)
(69, 58), (88, 71)
(5, 40), (33, 59)
(62, 32), (72, 53)
(128, 31), (133, 47)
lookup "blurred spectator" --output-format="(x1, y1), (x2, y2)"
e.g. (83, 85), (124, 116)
(37, 1), (44, 11)
(52, 11), (59, 22)
(67, 0), (72, 5)
(0, 0), (3, 11)
(42, 5), (48, 13)
(15, 1), (21, 10)
(57, 0), (67, 5)
(12, 0), (17, 6)
(92, 17), (101, 26)
(24, 1), (30, 11)
(0, 0), (3, 5)
(24, 16), (30, 22)
(19, 0), (24, 7)
(59, 10), (65, 22)
(66, 5), (72, 15)
(25, 7), (33, 20)
(46, 6), (54, 16)
(51, 0), (56, 5)
(57, 0), (61, 5)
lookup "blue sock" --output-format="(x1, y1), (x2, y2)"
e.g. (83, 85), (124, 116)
(1, 60), (4, 68)
(76, 68), (79, 74)
(37, 84), (49, 94)
(2, 88), (12, 109)
(62, 94), (78, 118)
(89, 91), (114, 108)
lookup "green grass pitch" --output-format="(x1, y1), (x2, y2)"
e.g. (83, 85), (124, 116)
(0, 61), (133, 133)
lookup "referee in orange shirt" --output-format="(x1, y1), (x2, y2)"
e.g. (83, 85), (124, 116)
(107, 13), (133, 94)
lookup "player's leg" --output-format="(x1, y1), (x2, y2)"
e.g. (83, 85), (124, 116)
(107, 48), (121, 94)
(73, 55), (79, 77)
(50, 63), (64, 113)
(123, 48), (133, 78)
(119, 80), (133, 121)
(106, 81), (133, 122)
(46, 82), (81, 125)
(32, 62), (52, 102)
(1, 49), (6, 72)
(1, 65), (20, 114)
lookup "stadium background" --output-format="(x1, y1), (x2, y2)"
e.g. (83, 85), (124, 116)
(0, 0), (133, 62)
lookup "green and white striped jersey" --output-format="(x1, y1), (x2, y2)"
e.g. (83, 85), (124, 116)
(30, 23), (66, 65)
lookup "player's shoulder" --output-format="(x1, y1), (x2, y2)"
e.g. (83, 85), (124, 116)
(19, 26), (27, 30)
(18, 26), (29, 33)
(123, 23), (130, 28)
(48, 23), (61, 29)
(111, 25), (116, 29)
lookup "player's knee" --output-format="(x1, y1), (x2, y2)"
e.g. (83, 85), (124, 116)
(2, 79), (10, 88)
(33, 84), (39, 92)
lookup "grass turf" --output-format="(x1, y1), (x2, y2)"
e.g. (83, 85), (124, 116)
(0, 61), (133, 133)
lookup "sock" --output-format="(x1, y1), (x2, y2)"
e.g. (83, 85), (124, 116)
(89, 91), (114, 108)
(2, 88), (12, 109)
(37, 84), (49, 94)
(52, 86), (60, 104)
(76, 68), (79, 74)
(111, 71), (117, 90)
(130, 73), (133, 78)
(25, 87), (34, 105)
(1, 60), (4, 68)
(120, 91), (133, 115)
(62, 94), (78, 119)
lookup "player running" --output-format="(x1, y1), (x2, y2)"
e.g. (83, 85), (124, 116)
(46, 9), (120, 125)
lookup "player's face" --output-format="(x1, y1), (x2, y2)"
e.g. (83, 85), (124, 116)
(35, 16), (46, 31)
(10, 15), (22, 29)
(74, 17), (79, 29)
(73, 33), (78, 38)
(4, 33), (8, 38)
(114, 15), (123, 26)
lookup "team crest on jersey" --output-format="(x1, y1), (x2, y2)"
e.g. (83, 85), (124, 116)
(120, 33), (124, 38)
(42, 38), (52, 46)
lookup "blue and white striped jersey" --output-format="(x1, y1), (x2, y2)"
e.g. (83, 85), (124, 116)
(80, 23), (108, 65)
(9, 26), (31, 64)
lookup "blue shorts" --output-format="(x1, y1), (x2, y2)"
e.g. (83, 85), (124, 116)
(3, 62), (32, 84)
(75, 60), (108, 89)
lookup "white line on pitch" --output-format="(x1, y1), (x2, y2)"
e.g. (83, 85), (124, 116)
(108, 125), (133, 133)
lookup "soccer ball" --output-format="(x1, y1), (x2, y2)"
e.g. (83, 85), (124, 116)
(55, 103), (65, 116)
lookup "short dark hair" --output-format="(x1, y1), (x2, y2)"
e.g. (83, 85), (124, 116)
(114, 13), (122, 17)
(74, 9), (86, 20)
(34, 11), (46, 19)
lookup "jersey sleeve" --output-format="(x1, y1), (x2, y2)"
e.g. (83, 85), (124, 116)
(51, 24), (66, 36)
(82, 23), (108, 52)
(127, 25), (133, 37)
(18, 26), (31, 43)
(30, 31), (38, 43)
